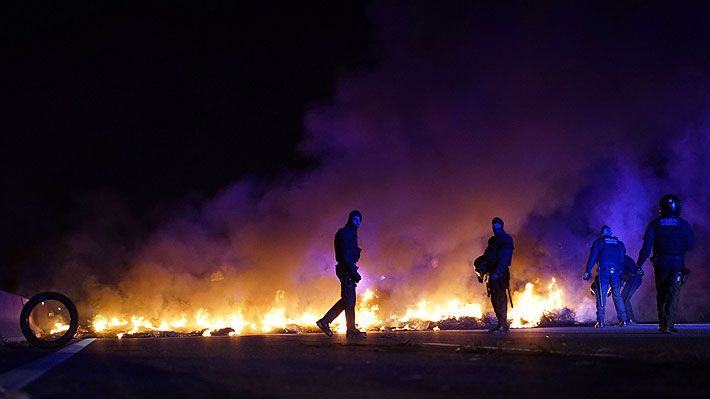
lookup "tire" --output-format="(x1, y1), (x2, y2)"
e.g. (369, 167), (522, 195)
(20, 291), (79, 349)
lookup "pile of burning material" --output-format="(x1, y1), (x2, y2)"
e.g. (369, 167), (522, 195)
(435, 315), (497, 331)
(383, 319), (439, 331)
(537, 308), (578, 327)
(84, 278), (576, 338)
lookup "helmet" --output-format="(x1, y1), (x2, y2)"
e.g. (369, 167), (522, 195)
(659, 195), (681, 217)
(600, 225), (612, 237)
(590, 279), (599, 297)
(474, 256), (487, 275)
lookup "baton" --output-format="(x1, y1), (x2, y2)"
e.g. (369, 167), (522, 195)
(507, 286), (514, 308)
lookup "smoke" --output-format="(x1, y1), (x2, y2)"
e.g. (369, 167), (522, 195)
(28, 2), (710, 326)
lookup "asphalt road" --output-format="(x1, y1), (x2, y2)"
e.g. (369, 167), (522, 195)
(2, 324), (710, 398)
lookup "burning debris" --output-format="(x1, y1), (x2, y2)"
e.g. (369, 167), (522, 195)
(509, 278), (564, 328)
(87, 278), (576, 338)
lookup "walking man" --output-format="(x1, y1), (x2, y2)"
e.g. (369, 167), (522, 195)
(317, 210), (367, 337)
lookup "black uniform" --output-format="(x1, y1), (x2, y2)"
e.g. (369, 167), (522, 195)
(482, 223), (514, 332)
(321, 214), (362, 332)
(620, 255), (642, 324)
(585, 235), (627, 325)
(637, 216), (694, 331)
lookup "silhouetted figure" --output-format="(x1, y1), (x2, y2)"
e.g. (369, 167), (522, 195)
(637, 195), (695, 334)
(317, 210), (366, 337)
(479, 217), (514, 334)
(620, 255), (642, 325)
(584, 225), (627, 328)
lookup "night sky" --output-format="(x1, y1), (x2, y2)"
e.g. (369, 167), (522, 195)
(2, 1), (710, 324)
(1, 2), (373, 291)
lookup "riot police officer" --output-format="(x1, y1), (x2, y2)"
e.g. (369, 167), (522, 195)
(479, 217), (514, 334)
(620, 254), (642, 325)
(637, 195), (695, 334)
(584, 225), (627, 328)
(317, 210), (367, 337)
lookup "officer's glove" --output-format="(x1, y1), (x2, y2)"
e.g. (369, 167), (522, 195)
(477, 276), (484, 283)
(353, 271), (362, 283)
(680, 267), (690, 285)
(583, 272), (591, 281)
(636, 266), (645, 277)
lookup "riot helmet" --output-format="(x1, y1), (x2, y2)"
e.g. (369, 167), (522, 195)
(658, 195), (681, 217)
(590, 279), (599, 297)
(600, 225), (612, 237)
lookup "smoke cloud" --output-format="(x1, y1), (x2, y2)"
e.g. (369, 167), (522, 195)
(27, 2), (710, 326)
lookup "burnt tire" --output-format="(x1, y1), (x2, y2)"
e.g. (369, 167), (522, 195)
(20, 291), (79, 349)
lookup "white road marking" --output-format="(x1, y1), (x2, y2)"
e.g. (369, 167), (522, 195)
(0, 338), (95, 393)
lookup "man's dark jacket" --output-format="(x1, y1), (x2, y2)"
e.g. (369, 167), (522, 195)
(637, 217), (694, 268)
(335, 223), (361, 281)
(483, 230), (514, 276)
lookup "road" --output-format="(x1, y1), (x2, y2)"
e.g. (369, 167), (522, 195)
(2, 324), (710, 398)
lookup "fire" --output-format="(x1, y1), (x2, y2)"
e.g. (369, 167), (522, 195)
(260, 308), (319, 333)
(92, 315), (128, 333)
(128, 316), (156, 334)
(333, 288), (381, 333)
(509, 278), (564, 328)
(257, 290), (320, 333)
(88, 278), (567, 337)
(199, 309), (251, 336)
(49, 322), (70, 335)
(397, 298), (483, 322)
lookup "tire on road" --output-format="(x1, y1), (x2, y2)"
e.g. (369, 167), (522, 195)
(20, 291), (79, 349)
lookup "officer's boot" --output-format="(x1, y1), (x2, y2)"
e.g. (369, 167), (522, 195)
(316, 319), (333, 336)
(489, 323), (509, 334)
(346, 328), (366, 337)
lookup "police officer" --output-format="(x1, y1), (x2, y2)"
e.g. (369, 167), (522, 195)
(317, 210), (367, 337)
(620, 254), (642, 325)
(480, 217), (514, 334)
(636, 195), (695, 334)
(584, 225), (627, 328)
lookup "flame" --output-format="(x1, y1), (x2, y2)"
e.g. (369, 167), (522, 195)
(509, 278), (564, 328)
(127, 316), (155, 334)
(333, 288), (382, 333)
(49, 322), (70, 335)
(170, 314), (187, 328)
(397, 298), (483, 322)
(92, 315), (129, 333)
(199, 309), (251, 336)
(88, 278), (567, 337)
